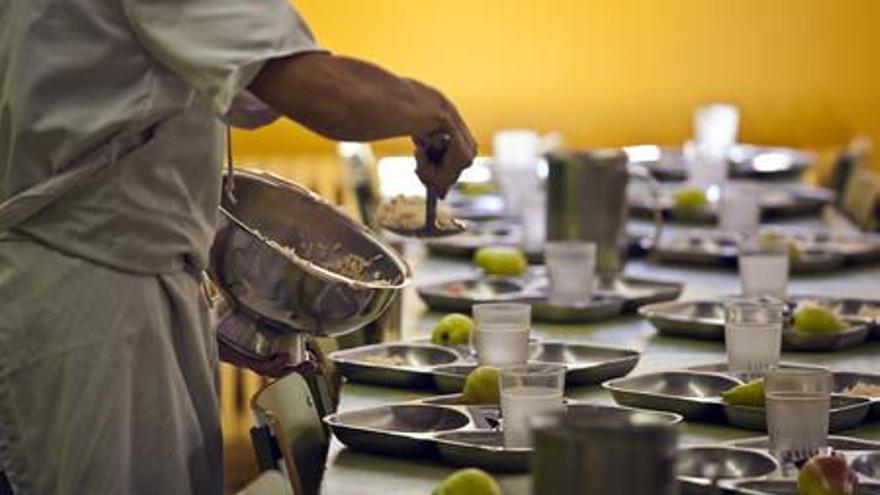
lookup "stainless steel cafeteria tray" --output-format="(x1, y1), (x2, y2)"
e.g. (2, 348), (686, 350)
(324, 397), (682, 472)
(678, 445), (779, 495)
(651, 229), (880, 273)
(603, 370), (872, 431)
(724, 479), (880, 494)
(425, 220), (653, 262)
(417, 273), (682, 322)
(639, 298), (877, 351)
(445, 192), (506, 221)
(330, 340), (640, 391)
(721, 436), (880, 494)
(629, 183), (834, 224)
(691, 363), (880, 423)
(629, 144), (812, 182)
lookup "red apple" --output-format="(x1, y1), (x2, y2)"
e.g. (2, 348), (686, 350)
(798, 453), (858, 495)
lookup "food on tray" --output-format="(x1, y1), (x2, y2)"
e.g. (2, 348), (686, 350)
(362, 355), (408, 367)
(793, 303), (846, 335)
(473, 246), (527, 276)
(376, 195), (459, 231)
(432, 313), (474, 346)
(798, 452), (858, 495)
(461, 366), (501, 405)
(842, 382), (880, 398)
(433, 468), (502, 495)
(671, 187), (708, 218)
(857, 306), (880, 319)
(721, 379), (765, 407)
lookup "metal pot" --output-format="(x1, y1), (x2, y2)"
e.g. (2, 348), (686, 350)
(208, 169), (411, 341)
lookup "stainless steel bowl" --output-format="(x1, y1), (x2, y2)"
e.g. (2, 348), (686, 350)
(209, 170), (411, 337)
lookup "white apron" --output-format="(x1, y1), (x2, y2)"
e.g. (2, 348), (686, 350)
(0, 1), (323, 493)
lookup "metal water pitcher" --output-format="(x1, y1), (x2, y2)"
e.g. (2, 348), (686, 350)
(531, 409), (680, 495)
(546, 149), (663, 287)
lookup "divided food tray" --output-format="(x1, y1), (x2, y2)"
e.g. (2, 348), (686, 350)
(651, 229), (880, 272)
(425, 220), (652, 262)
(633, 144), (812, 182)
(720, 436), (880, 494)
(330, 340), (641, 391)
(418, 273), (683, 323)
(639, 298), (880, 350)
(603, 369), (877, 431)
(629, 183), (834, 224)
(325, 397), (682, 472)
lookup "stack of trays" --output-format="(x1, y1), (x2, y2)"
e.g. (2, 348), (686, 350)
(639, 297), (880, 351)
(603, 365), (880, 431)
(418, 273), (683, 323)
(330, 340), (641, 392)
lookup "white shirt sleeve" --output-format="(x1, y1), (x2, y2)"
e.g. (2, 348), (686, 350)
(121, 0), (325, 122)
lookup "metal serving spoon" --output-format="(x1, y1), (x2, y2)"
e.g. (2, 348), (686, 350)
(381, 133), (466, 238)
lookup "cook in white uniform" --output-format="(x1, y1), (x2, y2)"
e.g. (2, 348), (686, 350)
(0, 1), (477, 493)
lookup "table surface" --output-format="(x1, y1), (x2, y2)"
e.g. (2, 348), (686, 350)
(319, 223), (880, 495)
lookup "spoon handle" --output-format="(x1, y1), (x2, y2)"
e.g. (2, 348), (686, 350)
(420, 133), (451, 234)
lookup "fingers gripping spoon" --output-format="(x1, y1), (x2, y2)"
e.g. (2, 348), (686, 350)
(382, 133), (466, 238)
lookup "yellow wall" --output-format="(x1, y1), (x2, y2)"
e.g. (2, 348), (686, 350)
(233, 0), (880, 159)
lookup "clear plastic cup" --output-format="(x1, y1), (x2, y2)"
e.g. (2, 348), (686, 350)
(520, 190), (547, 252)
(494, 130), (541, 218)
(724, 297), (784, 379)
(766, 368), (832, 471)
(471, 303), (531, 366)
(684, 141), (728, 188)
(720, 183), (761, 238)
(738, 232), (790, 298)
(500, 363), (566, 448)
(694, 103), (740, 153)
(544, 241), (597, 306)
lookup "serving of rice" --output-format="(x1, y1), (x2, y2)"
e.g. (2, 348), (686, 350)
(376, 195), (459, 231)
(264, 235), (386, 283)
(843, 382), (880, 398)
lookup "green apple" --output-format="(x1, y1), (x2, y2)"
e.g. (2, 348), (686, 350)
(433, 468), (502, 495)
(474, 246), (528, 276)
(672, 187), (708, 218)
(721, 379), (765, 407)
(432, 313), (474, 346)
(461, 366), (501, 405)
(798, 453), (858, 495)
(458, 182), (497, 196)
(793, 303), (846, 334)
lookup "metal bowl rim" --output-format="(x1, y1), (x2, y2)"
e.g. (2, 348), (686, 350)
(222, 169), (412, 290)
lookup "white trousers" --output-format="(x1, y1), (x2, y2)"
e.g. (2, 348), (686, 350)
(0, 234), (222, 494)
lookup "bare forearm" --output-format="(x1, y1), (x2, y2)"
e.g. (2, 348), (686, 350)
(249, 52), (448, 141)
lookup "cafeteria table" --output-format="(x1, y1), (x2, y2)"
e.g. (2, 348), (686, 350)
(319, 243), (880, 495)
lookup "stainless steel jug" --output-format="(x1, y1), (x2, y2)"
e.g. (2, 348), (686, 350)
(546, 149), (663, 287)
(531, 409), (679, 495)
